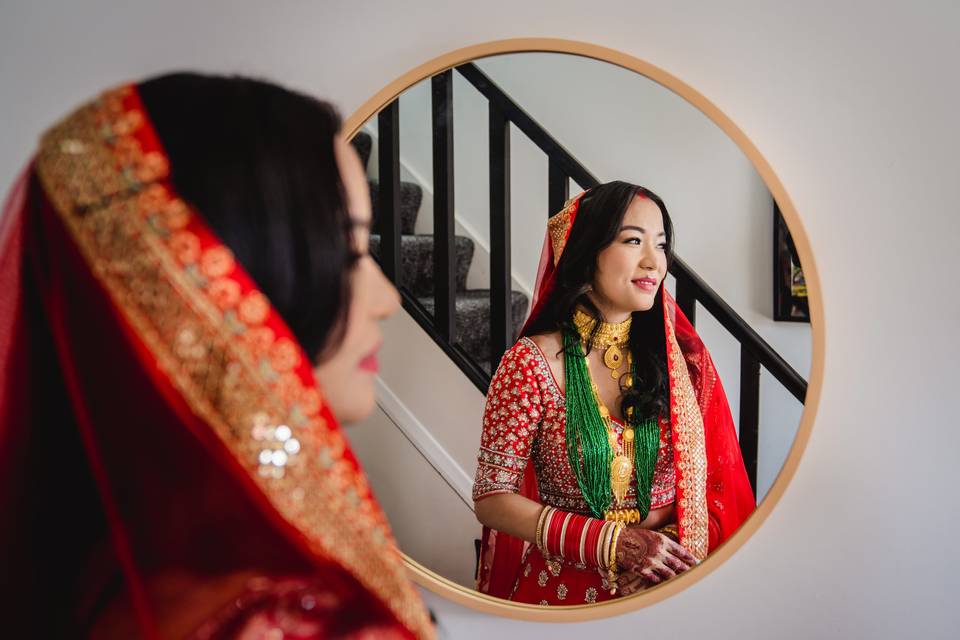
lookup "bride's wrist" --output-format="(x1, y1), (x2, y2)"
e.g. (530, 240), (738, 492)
(536, 506), (622, 570)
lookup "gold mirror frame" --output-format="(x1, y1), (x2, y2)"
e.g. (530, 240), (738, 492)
(344, 37), (824, 622)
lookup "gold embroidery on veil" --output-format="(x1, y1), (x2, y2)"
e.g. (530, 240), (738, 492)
(35, 86), (432, 637)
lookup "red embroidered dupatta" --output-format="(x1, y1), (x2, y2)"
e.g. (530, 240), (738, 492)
(476, 192), (755, 599)
(0, 86), (433, 638)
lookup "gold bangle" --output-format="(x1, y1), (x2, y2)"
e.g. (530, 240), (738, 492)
(607, 522), (625, 591)
(599, 521), (614, 569)
(536, 506), (553, 555)
(544, 507), (556, 553)
(596, 521), (609, 568)
(535, 506), (549, 553)
(609, 522), (623, 570)
(658, 523), (680, 542)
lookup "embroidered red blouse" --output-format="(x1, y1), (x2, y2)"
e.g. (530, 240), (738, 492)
(472, 337), (676, 513)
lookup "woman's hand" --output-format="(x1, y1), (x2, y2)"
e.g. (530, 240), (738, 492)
(614, 526), (698, 595)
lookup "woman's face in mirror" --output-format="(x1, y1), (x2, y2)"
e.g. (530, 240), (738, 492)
(590, 195), (668, 317)
(314, 136), (400, 424)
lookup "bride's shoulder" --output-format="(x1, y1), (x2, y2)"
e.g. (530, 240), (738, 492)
(522, 331), (564, 391)
(526, 331), (562, 358)
(496, 332), (562, 375)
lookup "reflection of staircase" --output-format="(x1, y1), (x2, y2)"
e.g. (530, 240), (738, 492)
(352, 132), (528, 372)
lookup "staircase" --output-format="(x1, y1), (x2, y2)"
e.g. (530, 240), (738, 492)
(352, 131), (529, 373)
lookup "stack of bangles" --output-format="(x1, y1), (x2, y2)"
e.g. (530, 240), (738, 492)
(535, 506), (625, 591)
(535, 506), (684, 592)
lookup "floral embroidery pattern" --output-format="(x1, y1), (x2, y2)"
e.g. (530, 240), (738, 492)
(665, 309), (709, 560)
(546, 559), (562, 577)
(473, 338), (677, 513)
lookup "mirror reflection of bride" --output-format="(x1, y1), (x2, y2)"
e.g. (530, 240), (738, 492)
(472, 181), (756, 605)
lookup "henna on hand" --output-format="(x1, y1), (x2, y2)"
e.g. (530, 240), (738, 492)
(614, 527), (697, 594)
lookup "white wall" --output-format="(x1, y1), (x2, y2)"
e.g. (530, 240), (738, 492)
(1, 1), (957, 638)
(345, 305), (488, 590)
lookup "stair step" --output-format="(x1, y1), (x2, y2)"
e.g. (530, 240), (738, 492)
(369, 180), (421, 235)
(370, 234), (473, 297)
(351, 131), (372, 170)
(417, 290), (529, 367)
(352, 129), (529, 375)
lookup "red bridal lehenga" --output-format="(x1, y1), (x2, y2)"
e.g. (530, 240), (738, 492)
(472, 192), (757, 606)
(0, 85), (433, 638)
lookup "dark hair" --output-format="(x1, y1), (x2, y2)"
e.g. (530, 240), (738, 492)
(138, 72), (352, 360)
(524, 180), (674, 421)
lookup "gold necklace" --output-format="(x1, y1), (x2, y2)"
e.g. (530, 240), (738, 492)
(584, 355), (641, 523)
(573, 307), (632, 381)
(575, 308), (642, 522)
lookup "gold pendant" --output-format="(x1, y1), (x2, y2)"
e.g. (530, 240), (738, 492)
(603, 344), (624, 379)
(610, 454), (634, 505)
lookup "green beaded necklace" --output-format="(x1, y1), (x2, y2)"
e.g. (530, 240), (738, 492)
(563, 326), (661, 520)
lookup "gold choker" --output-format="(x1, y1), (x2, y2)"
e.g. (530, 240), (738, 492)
(573, 308), (632, 381)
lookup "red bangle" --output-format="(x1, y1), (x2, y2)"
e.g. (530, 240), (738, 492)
(563, 514), (588, 562)
(545, 509), (564, 557)
(556, 511), (575, 558)
(544, 509), (568, 557)
(541, 509), (608, 568)
(584, 517), (604, 566)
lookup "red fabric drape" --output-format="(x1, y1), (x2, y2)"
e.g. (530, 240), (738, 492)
(0, 86), (430, 638)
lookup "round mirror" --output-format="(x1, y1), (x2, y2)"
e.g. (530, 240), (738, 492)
(342, 39), (821, 620)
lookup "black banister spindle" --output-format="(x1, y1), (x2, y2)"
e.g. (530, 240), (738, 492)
(676, 276), (697, 327)
(489, 105), (512, 371)
(377, 102), (401, 282)
(670, 256), (806, 403)
(432, 71), (456, 342)
(458, 63), (598, 190)
(739, 346), (761, 497)
(548, 158), (569, 218)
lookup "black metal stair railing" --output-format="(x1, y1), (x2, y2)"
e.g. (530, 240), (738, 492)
(432, 72), (456, 344)
(364, 62), (808, 496)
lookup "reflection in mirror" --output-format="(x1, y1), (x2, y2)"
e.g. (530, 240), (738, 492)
(344, 52), (811, 606)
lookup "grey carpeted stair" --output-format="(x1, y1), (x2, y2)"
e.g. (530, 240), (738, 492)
(352, 131), (529, 371)
(369, 233), (473, 297)
(369, 180), (421, 236)
(418, 291), (528, 372)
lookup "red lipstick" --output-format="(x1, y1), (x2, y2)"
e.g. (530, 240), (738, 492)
(359, 342), (381, 373)
(359, 352), (379, 373)
(633, 277), (658, 292)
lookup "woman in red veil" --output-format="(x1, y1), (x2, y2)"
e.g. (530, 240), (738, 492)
(472, 182), (756, 605)
(0, 75), (433, 638)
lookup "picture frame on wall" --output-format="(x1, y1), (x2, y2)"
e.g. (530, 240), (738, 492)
(773, 201), (810, 322)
